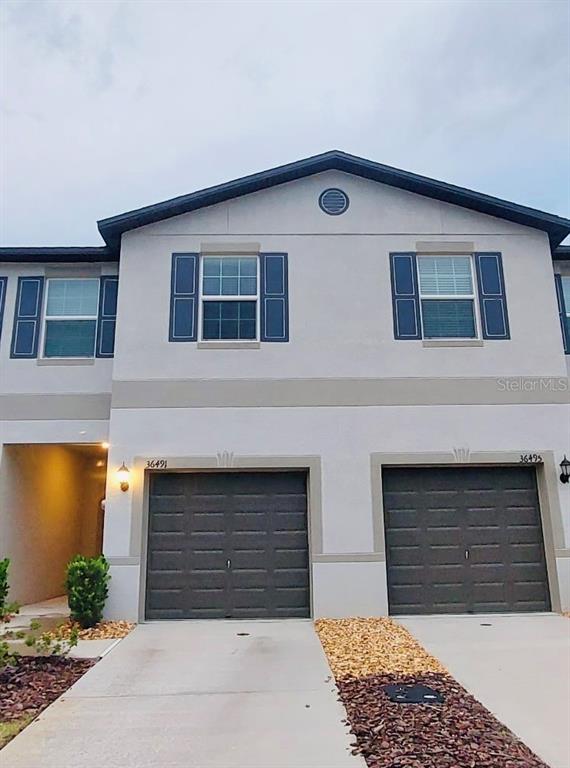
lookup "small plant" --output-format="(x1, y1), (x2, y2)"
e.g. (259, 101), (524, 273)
(26, 620), (80, 656)
(65, 555), (110, 629)
(0, 619), (78, 670)
(0, 558), (19, 620)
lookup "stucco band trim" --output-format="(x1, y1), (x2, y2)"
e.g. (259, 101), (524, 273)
(111, 377), (570, 408)
(0, 394), (111, 421)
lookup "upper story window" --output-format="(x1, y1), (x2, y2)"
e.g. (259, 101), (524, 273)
(200, 256), (258, 340)
(417, 256), (478, 339)
(42, 278), (99, 358)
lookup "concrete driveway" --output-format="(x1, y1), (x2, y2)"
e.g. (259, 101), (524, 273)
(2, 620), (364, 768)
(400, 614), (570, 768)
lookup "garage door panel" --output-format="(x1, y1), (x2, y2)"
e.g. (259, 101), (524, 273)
(424, 527), (463, 546)
(429, 545), (465, 565)
(146, 471), (309, 619)
(274, 549), (308, 568)
(150, 513), (185, 533)
(383, 466), (550, 615)
(513, 581), (550, 604)
(509, 543), (543, 563)
(384, 508), (422, 528)
(148, 550), (184, 571)
(385, 529), (423, 547)
(387, 544), (423, 565)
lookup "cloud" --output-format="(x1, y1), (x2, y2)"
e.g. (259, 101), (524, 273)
(1, 0), (568, 245)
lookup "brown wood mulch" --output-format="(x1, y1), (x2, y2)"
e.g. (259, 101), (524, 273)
(0, 657), (95, 724)
(338, 672), (548, 768)
(315, 619), (548, 768)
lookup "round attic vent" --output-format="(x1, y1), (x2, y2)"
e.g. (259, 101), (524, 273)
(319, 188), (349, 216)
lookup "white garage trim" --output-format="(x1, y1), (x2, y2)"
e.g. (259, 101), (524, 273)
(370, 449), (563, 612)
(130, 454), (323, 622)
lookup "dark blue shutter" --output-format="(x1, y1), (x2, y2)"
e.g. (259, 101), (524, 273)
(0, 277), (6, 341)
(169, 253), (199, 342)
(260, 253), (289, 342)
(10, 276), (44, 358)
(96, 276), (118, 357)
(474, 252), (510, 340)
(389, 253), (421, 339)
(554, 274), (570, 354)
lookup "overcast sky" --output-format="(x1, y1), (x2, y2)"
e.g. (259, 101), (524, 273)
(1, 0), (569, 246)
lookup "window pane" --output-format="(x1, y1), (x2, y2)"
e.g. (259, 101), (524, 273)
(221, 258), (239, 277)
(239, 277), (257, 295)
(202, 301), (256, 340)
(421, 299), (476, 338)
(203, 277), (221, 296)
(239, 258), (257, 277)
(202, 258), (258, 297)
(47, 279), (99, 316)
(418, 257), (473, 296)
(562, 277), (570, 311)
(221, 277), (239, 295)
(203, 258), (221, 277)
(44, 320), (96, 357)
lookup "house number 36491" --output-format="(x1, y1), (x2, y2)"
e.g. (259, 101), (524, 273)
(519, 454), (543, 464)
(146, 459), (168, 469)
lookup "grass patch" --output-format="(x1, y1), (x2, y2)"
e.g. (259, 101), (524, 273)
(0, 716), (33, 749)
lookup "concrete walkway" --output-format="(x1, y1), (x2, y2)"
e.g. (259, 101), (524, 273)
(2, 620), (364, 768)
(401, 614), (570, 768)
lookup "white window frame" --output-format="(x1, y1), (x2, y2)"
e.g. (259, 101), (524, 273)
(198, 255), (260, 342)
(40, 277), (100, 359)
(561, 276), (570, 323)
(417, 254), (481, 340)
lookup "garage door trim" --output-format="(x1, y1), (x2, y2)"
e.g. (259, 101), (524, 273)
(136, 457), (322, 622)
(371, 452), (561, 614)
(371, 452), (561, 603)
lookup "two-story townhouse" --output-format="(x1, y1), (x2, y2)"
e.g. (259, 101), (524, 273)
(1, 151), (569, 621)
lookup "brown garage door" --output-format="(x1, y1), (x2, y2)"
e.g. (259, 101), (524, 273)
(383, 466), (550, 615)
(146, 471), (309, 619)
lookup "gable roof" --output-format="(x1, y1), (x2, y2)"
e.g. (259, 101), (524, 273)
(2, 151), (568, 263)
(97, 150), (570, 253)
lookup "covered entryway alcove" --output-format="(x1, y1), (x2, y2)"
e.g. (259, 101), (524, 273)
(0, 443), (107, 606)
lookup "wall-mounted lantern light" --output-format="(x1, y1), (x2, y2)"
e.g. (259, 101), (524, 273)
(560, 456), (570, 484)
(117, 462), (130, 492)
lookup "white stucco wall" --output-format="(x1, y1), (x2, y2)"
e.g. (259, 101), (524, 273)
(113, 171), (567, 381)
(0, 263), (116, 396)
(2, 169), (568, 620)
(103, 402), (570, 619)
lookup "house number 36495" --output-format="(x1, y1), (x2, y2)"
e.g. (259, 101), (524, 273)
(519, 454), (543, 464)
(146, 459), (168, 469)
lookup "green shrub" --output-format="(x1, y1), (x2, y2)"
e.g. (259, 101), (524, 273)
(65, 555), (110, 629)
(0, 558), (10, 617)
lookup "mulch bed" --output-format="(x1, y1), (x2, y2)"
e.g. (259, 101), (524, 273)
(0, 657), (95, 723)
(48, 619), (135, 640)
(338, 672), (548, 768)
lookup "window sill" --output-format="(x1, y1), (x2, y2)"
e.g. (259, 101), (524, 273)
(197, 341), (261, 350)
(36, 358), (96, 366)
(422, 339), (484, 348)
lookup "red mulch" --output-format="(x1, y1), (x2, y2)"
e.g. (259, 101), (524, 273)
(338, 672), (548, 768)
(0, 657), (95, 722)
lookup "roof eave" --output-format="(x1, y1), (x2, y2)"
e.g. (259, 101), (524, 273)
(0, 246), (117, 264)
(96, 151), (570, 250)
